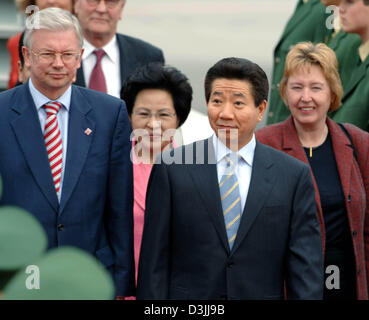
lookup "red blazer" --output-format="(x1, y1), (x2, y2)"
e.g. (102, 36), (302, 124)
(6, 32), (22, 89)
(256, 116), (369, 300)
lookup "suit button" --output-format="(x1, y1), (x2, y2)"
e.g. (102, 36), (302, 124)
(357, 269), (361, 275)
(275, 57), (280, 63)
(227, 261), (234, 268)
(57, 224), (64, 231)
(353, 230), (357, 237)
(348, 195), (352, 202)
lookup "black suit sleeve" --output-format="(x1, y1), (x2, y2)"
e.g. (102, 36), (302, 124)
(136, 162), (172, 300)
(286, 165), (324, 299)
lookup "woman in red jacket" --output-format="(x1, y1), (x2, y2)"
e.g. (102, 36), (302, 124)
(7, 0), (74, 88)
(256, 42), (369, 300)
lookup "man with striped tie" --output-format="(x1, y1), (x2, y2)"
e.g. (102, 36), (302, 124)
(0, 8), (135, 298)
(137, 58), (323, 300)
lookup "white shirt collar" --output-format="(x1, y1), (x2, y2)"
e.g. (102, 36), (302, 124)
(82, 35), (118, 64)
(212, 133), (256, 167)
(28, 78), (71, 111)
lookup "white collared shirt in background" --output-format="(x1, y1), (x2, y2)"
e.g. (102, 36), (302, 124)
(82, 36), (121, 98)
(212, 133), (256, 212)
(28, 78), (71, 201)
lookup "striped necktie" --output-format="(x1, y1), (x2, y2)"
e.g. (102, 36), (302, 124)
(219, 154), (242, 250)
(43, 102), (63, 196)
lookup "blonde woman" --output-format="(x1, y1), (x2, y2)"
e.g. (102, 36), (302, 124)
(256, 42), (369, 300)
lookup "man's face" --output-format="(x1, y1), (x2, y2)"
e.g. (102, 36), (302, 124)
(74, 0), (126, 41)
(23, 29), (83, 99)
(339, 0), (369, 36)
(207, 78), (266, 150)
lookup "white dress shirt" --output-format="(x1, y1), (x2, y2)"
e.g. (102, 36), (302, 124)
(212, 133), (256, 212)
(82, 36), (121, 98)
(29, 78), (71, 201)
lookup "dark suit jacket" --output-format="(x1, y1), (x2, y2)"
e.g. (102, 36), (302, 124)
(0, 82), (135, 297)
(75, 33), (165, 90)
(137, 138), (323, 300)
(256, 116), (369, 300)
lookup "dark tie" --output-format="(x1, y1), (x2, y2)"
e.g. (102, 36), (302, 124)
(89, 49), (107, 93)
(43, 102), (63, 196)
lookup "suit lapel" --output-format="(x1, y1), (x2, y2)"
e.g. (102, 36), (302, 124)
(187, 138), (230, 253)
(59, 86), (95, 214)
(230, 142), (275, 254)
(279, 117), (326, 234)
(10, 84), (59, 212)
(327, 119), (354, 206)
(75, 64), (86, 87)
(116, 34), (126, 86)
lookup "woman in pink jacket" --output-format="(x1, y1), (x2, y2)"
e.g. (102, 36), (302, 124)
(121, 62), (193, 285)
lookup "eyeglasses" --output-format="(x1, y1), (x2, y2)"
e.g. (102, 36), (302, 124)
(85, 0), (122, 9)
(132, 110), (176, 122)
(30, 50), (80, 64)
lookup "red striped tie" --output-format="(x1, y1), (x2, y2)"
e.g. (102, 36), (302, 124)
(43, 102), (63, 195)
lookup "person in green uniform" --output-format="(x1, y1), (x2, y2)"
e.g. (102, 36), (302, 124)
(324, 0), (362, 91)
(330, 0), (369, 131)
(267, 0), (333, 125)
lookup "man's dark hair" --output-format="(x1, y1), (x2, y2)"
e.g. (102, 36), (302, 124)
(18, 31), (25, 67)
(204, 57), (269, 107)
(121, 62), (193, 127)
(364, 0), (369, 5)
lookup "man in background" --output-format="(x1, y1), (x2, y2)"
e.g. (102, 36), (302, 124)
(73, 0), (164, 97)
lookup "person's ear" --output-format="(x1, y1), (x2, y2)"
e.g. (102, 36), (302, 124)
(257, 100), (267, 122)
(22, 46), (32, 69)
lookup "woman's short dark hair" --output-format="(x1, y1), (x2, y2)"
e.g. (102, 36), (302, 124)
(121, 62), (193, 127)
(204, 57), (269, 107)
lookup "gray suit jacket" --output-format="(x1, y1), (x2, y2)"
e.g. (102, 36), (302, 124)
(137, 138), (324, 300)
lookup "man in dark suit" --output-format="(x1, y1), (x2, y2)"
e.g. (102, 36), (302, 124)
(0, 8), (135, 297)
(137, 57), (323, 300)
(73, 0), (164, 97)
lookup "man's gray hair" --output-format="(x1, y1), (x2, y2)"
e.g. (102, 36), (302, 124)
(23, 7), (83, 50)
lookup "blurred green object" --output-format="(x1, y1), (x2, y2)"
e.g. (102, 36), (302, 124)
(0, 206), (48, 290)
(3, 247), (115, 300)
